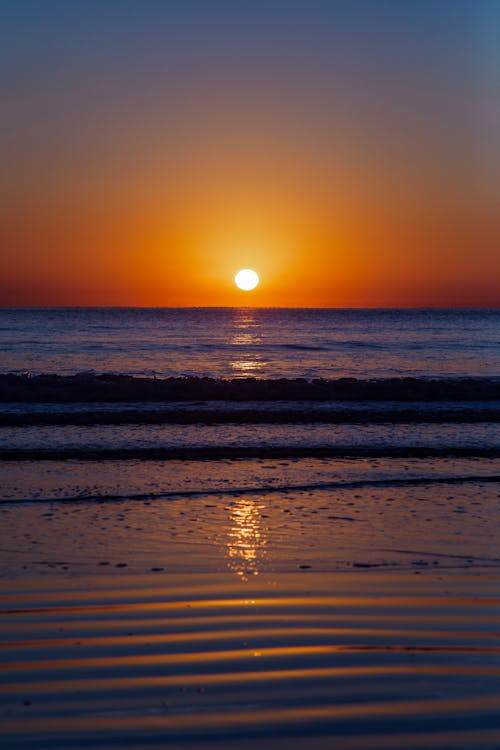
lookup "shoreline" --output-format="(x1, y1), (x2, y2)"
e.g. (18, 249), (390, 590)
(2, 445), (499, 461)
(2, 462), (499, 577)
(2, 449), (500, 747)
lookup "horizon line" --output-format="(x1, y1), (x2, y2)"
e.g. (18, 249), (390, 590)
(1, 305), (499, 312)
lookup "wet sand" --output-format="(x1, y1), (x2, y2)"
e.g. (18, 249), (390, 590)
(2, 569), (500, 749)
(1, 457), (500, 748)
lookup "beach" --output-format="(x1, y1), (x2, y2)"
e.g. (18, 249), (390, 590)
(1, 308), (500, 747)
(2, 454), (500, 749)
(3, 568), (500, 750)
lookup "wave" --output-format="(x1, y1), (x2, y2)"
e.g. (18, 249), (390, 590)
(1, 445), (499, 461)
(3, 472), (499, 505)
(280, 344), (330, 351)
(1, 373), (500, 403)
(1, 405), (499, 425)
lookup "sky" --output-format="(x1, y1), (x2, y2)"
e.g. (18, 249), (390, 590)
(1, 0), (499, 307)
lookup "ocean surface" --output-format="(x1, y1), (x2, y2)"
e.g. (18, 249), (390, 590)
(1, 306), (499, 458)
(1, 307), (499, 379)
(2, 307), (500, 749)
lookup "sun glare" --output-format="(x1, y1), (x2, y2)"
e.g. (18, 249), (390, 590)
(235, 269), (259, 291)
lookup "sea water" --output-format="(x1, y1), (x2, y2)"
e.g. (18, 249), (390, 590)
(1, 312), (500, 750)
(1, 307), (499, 379)
(0, 305), (498, 495)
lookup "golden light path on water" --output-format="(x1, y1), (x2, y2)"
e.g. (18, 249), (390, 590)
(230, 308), (266, 377)
(226, 497), (267, 579)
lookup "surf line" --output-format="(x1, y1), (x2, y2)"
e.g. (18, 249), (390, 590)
(1, 446), (500, 461)
(3, 473), (500, 506)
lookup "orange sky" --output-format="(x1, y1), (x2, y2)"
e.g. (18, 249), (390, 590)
(1, 2), (498, 307)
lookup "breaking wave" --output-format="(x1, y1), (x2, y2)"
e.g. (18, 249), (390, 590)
(1, 373), (500, 403)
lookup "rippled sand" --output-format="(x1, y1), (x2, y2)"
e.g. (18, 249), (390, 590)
(2, 571), (500, 749)
(1, 457), (500, 748)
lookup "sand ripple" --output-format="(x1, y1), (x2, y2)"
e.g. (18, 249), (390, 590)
(2, 571), (500, 749)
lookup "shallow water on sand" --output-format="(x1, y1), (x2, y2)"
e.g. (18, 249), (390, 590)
(1, 422), (499, 454)
(2, 570), (500, 749)
(1, 456), (500, 748)
(1, 458), (500, 577)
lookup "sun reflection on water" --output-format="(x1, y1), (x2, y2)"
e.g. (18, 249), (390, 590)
(226, 497), (267, 580)
(230, 309), (267, 377)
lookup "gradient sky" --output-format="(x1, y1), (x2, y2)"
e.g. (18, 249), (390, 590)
(1, 0), (499, 307)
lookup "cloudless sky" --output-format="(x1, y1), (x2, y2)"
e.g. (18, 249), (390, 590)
(1, 0), (498, 306)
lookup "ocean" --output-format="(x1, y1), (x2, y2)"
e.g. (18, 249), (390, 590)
(0, 306), (499, 461)
(1, 307), (500, 750)
(1, 306), (500, 379)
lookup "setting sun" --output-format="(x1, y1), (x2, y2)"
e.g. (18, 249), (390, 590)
(234, 269), (259, 291)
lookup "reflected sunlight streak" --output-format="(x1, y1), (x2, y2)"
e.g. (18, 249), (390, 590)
(226, 497), (267, 580)
(230, 309), (267, 377)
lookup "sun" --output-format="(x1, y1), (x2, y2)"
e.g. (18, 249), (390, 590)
(235, 269), (259, 291)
